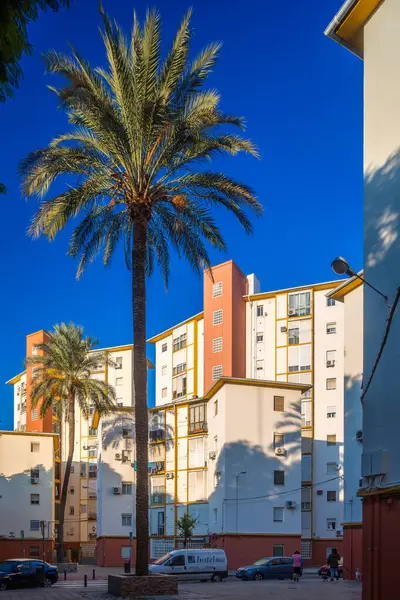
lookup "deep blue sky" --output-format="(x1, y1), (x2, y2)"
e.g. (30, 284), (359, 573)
(0, 0), (362, 430)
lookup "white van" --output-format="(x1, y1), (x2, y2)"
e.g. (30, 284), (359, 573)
(149, 549), (228, 581)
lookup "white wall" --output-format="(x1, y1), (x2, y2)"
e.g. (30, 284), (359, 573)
(0, 433), (54, 539)
(13, 374), (27, 431)
(362, 0), (400, 488)
(207, 383), (302, 535)
(313, 289), (345, 538)
(246, 298), (275, 379)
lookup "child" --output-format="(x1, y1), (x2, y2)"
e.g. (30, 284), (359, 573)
(355, 568), (361, 583)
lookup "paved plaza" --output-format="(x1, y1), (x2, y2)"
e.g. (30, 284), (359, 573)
(0, 576), (362, 600)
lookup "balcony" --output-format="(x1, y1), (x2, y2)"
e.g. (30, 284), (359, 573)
(149, 429), (165, 443)
(88, 513), (97, 521)
(189, 421), (208, 434)
(88, 471), (97, 479)
(133, 461), (165, 474)
(150, 492), (166, 505)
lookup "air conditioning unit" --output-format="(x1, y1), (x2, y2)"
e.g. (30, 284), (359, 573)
(275, 447), (285, 456)
(336, 530), (343, 537)
(115, 363), (122, 370)
(288, 308), (296, 316)
(327, 360), (335, 367)
(316, 489), (323, 496)
(208, 451), (217, 460)
(356, 430), (363, 442)
(166, 473), (174, 480)
(115, 453), (122, 460)
(280, 326), (287, 333)
(112, 487), (121, 495)
(286, 500), (296, 509)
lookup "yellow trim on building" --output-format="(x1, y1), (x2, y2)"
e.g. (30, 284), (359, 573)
(358, 484), (400, 498)
(147, 312), (204, 344)
(0, 430), (58, 438)
(327, 276), (363, 301)
(203, 376), (311, 400)
(245, 281), (340, 303)
(325, 0), (382, 57)
(5, 370), (26, 385)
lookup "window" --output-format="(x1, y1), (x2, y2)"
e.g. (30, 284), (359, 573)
(326, 350), (336, 364)
(30, 520), (40, 531)
(213, 508), (218, 524)
(327, 406), (336, 418)
(30, 494), (40, 505)
(327, 298), (336, 307)
(188, 470), (206, 502)
(212, 365), (223, 381)
(213, 337), (223, 353)
(301, 400), (312, 427)
(326, 377), (337, 390)
(89, 465), (97, 478)
(157, 511), (165, 536)
(162, 343), (167, 353)
(172, 374), (187, 399)
(122, 482), (132, 495)
(170, 555), (185, 567)
(161, 387), (167, 399)
(273, 507), (284, 522)
(173, 333), (186, 351)
(212, 309), (223, 325)
(327, 462), (337, 474)
(273, 545), (284, 557)
(70, 487), (75, 495)
(288, 328), (299, 345)
(289, 292), (311, 317)
(69, 506), (74, 515)
(31, 409), (38, 421)
(327, 322), (336, 334)
(121, 514), (132, 527)
(274, 433), (284, 448)
(212, 281), (223, 297)
(301, 486), (311, 510)
(189, 403), (207, 433)
(30, 546), (40, 558)
(162, 365), (167, 376)
(256, 333), (264, 343)
(327, 518), (336, 530)
(288, 365), (299, 372)
(274, 470), (285, 485)
(274, 396), (284, 412)
(81, 504), (87, 514)
(327, 491), (337, 502)
(89, 428), (97, 437)
(115, 377), (124, 387)
(88, 448), (97, 457)
(173, 362), (186, 376)
(256, 305), (263, 317)
(69, 527), (74, 535)
(327, 434), (337, 446)
(188, 437), (205, 468)
(214, 400), (218, 416)
(256, 360), (264, 371)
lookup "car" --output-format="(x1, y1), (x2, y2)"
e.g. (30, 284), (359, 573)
(318, 563), (343, 578)
(0, 559), (58, 591)
(236, 556), (298, 581)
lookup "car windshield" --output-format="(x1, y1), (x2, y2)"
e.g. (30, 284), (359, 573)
(153, 553), (173, 565)
(253, 558), (269, 566)
(0, 562), (18, 573)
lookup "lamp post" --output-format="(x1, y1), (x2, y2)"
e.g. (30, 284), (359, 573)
(235, 471), (247, 532)
(331, 256), (388, 301)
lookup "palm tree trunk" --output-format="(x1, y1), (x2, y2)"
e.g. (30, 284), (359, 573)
(132, 218), (149, 576)
(57, 392), (75, 563)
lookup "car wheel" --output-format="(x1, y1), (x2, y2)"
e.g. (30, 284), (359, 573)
(0, 582), (7, 591)
(211, 574), (222, 582)
(254, 573), (264, 581)
(43, 578), (52, 588)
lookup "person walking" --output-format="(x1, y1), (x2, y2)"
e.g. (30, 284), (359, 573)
(292, 550), (303, 582)
(327, 548), (341, 581)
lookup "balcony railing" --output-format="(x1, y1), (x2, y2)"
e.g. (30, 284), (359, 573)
(150, 493), (166, 505)
(133, 460), (165, 474)
(189, 421), (208, 434)
(88, 513), (97, 521)
(149, 429), (165, 443)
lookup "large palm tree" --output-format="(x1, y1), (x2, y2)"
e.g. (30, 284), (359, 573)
(20, 7), (262, 574)
(26, 323), (116, 562)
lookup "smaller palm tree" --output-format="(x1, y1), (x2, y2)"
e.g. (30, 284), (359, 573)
(26, 323), (116, 562)
(176, 512), (198, 549)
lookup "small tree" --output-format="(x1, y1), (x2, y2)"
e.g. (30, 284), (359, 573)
(176, 512), (198, 548)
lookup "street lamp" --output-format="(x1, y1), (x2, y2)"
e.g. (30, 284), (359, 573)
(331, 256), (388, 302)
(235, 471), (247, 532)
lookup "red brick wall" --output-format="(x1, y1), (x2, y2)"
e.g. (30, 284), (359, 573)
(343, 526), (362, 580)
(215, 534), (301, 570)
(96, 537), (137, 567)
(0, 539), (53, 562)
(303, 539), (344, 568)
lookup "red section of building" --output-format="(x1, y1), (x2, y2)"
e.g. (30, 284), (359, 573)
(215, 534), (301, 570)
(25, 330), (52, 433)
(0, 539), (54, 562)
(303, 539), (344, 569)
(342, 524), (362, 580)
(362, 493), (400, 600)
(96, 537), (137, 567)
(203, 260), (247, 393)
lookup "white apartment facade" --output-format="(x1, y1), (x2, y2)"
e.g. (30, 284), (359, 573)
(0, 431), (56, 562)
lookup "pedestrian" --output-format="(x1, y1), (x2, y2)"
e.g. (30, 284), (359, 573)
(327, 548), (341, 581)
(292, 550), (303, 582)
(355, 568), (361, 582)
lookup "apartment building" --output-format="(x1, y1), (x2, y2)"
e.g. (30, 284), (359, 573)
(148, 259), (351, 565)
(0, 431), (56, 562)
